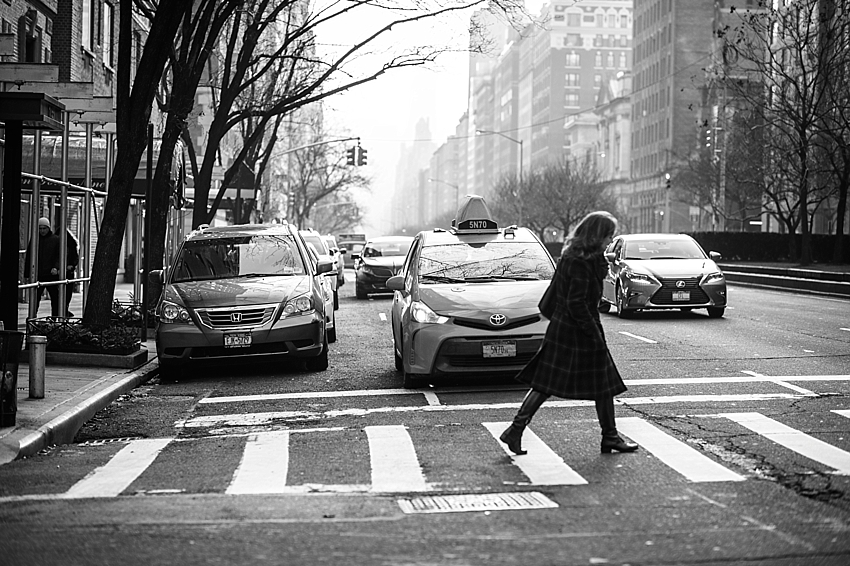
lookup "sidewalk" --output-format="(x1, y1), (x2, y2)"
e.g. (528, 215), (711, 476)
(0, 282), (159, 464)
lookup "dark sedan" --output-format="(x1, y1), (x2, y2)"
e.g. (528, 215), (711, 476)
(600, 233), (727, 318)
(354, 236), (414, 299)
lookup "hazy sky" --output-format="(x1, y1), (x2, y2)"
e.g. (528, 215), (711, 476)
(318, 2), (545, 236)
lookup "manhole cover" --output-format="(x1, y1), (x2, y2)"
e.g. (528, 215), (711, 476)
(397, 491), (557, 514)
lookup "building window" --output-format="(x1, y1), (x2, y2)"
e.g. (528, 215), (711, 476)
(567, 13), (581, 27)
(102, 2), (113, 67)
(82, 0), (95, 51)
(554, 15), (564, 22)
(607, 52), (615, 67)
(619, 53), (627, 68)
(594, 74), (602, 87)
(565, 51), (580, 66)
(565, 93), (579, 107)
(565, 33), (581, 47)
(595, 51), (602, 66)
(565, 73), (579, 87)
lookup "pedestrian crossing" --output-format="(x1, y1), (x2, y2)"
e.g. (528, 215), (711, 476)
(6, 410), (850, 501)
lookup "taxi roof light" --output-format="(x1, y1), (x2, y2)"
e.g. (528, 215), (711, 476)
(451, 195), (499, 234)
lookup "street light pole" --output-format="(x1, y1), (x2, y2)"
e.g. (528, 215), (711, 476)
(428, 178), (460, 210)
(475, 129), (523, 225)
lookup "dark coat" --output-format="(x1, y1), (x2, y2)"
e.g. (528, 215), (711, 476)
(515, 253), (627, 400)
(24, 229), (61, 281)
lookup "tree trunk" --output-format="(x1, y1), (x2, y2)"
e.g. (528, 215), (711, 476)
(833, 163), (848, 263)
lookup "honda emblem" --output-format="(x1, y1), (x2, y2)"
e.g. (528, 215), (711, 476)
(231, 312), (243, 323)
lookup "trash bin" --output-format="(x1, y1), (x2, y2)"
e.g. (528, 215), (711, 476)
(0, 331), (24, 427)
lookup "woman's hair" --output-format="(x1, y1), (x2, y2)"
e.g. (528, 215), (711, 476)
(562, 211), (618, 259)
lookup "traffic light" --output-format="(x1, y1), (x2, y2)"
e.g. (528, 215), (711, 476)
(358, 147), (368, 166)
(665, 173), (671, 190)
(346, 147), (356, 166)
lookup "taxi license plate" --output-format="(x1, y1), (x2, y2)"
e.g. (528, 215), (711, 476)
(672, 291), (690, 301)
(224, 332), (252, 348)
(483, 340), (516, 358)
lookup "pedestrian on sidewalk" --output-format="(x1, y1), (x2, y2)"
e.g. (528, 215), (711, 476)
(499, 211), (638, 456)
(24, 217), (62, 317)
(64, 228), (79, 317)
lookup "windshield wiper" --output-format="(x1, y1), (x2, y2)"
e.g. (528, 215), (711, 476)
(420, 274), (466, 283)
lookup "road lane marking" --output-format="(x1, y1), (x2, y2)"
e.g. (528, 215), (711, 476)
(618, 331), (658, 343)
(841, 328), (850, 332)
(483, 422), (587, 485)
(834, 410), (850, 419)
(365, 425), (429, 492)
(226, 431), (290, 495)
(423, 391), (441, 406)
(197, 374), (850, 405)
(177, 394), (805, 428)
(616, 418), (745, 482)
(60, 438), (172, 499)
(740, 370), (817, 396)
(723, 413), (850, 475)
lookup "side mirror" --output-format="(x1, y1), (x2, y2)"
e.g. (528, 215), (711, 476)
(604, 252), (616, 263)
(149, 269), (164, 284)
(351, 253), (361, 260)
(709, 251), (721, 261)
(316, 259), (334, 275)
(339, 249), (347, 255)
(386, 275), (404, 291)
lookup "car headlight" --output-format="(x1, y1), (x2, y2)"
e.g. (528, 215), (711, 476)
(703, 272), (725, 284)
(359, 264), (374, 275)
(283, 295), (313, 315)
(160, 300), (192, 324)
(411, 301), (448, 324)
(623, 267), (658, 285)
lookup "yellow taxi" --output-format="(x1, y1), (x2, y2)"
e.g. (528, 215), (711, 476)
(386, 195), (555, 388)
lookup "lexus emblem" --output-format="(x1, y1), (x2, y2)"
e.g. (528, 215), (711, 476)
(676, 280), (686, 288)
(231, 312), (243, 322)
(489, 313), (507, 326)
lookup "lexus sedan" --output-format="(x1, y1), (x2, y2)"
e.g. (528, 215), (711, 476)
(354, 236), (414, 299)
(600, 233), (727, 318)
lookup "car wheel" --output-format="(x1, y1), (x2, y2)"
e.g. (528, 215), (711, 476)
(403, 372), (428, 388)
(327, 325), (336, 343)
(305, 336), (329, 371)
(616, 284), (633, 318)
(707, 307), (725, 318)
(356, 285), (368, 300)
(333, 289), (339, 310)
(394, 349), (403, 372)
(598, 301), (611, 313)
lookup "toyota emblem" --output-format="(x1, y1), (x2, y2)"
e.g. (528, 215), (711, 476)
(231, 312), (243, 322)
(489, 313), (507, 326)
(675, 280), (686, 288)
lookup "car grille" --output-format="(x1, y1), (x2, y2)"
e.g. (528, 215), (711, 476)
(453, 314), (542, 332)
(446, 351), (538, 367)
(367, 266), (395, 278)
(652, 277), (709, 304)
(434, 337), (542, 371)
(196, 304), (277, 329)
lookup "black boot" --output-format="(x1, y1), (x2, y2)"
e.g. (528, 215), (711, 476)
(499, 389), (549, 455)
(596, 396), (638, 454)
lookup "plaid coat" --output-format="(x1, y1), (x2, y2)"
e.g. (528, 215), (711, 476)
(515, 253), (627, 400)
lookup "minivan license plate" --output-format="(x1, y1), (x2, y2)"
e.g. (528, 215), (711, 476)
(483, 340), (516, 358)
(224, 332), (252, 348)
(673, 291), (690, 301)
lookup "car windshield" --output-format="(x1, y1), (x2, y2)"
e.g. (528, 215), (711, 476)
(301, 233), (329, 255)
(624, 239), (705, 260)
(362, 239), (412, 258)
(418, 242), (555, 282)
(171, 235), (306, 282)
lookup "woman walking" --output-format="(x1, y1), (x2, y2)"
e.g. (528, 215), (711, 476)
(500, 211), (638, 455)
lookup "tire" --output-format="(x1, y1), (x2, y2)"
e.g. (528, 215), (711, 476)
(616, 285), (633, 319)
(394, 349), (404, 372)
(333, 289), (339, 310)
(305, 336), (329, 371)
(598, 301), (611, 313)
(707, 307), (725, 318)
(327, 326), (336, 343)
(403, 372), (428, 388)
(355, 285), (368, 300)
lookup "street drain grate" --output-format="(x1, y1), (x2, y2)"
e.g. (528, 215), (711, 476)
(397, 491), (558, 514)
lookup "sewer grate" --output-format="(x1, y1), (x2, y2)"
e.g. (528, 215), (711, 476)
(397, 491), (558, 514)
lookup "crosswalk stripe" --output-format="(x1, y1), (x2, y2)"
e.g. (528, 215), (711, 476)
(226, 431), (290, 495)
(833, 410), (850, 419)
(616, 418), (745, 483)
(482, 422), (587, 486)
(723, 413), (850, 475)
(60, 438), (173, 499)
(365, 425), (429, 493)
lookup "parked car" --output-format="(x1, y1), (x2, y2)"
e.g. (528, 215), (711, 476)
(354, 235), (414, 299)
(386, 196), (555, 388)
(322, 234), (346, 289)
(300, 229), (340, 310)
(338, 240), (365, 269)
(600, 233), (727, 318)
(152, 223), (333, 376)
(303, 241), (337, 343)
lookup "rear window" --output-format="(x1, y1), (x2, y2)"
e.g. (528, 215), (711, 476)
(362, 239), (413, 258)
(418, 241), (554, 282)
(172, 235), (306, 282)
(300, 233), (329, 255)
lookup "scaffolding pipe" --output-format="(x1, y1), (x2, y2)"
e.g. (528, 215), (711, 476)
(82, 124), (93, 310)
(58, 113), (70, 315)
(28, 131), (42, 320)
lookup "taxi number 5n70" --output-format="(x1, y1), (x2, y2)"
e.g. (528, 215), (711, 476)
(483, 340), (516, 358)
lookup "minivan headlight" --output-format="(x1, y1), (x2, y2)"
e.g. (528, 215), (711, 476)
(283, 295), (313, 315)
(411, 301), (448, 324)
(160, 300), (191, 323)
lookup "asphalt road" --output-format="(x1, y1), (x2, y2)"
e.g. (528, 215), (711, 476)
(1, 275), (849, 566)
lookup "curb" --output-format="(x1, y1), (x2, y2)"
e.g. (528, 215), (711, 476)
(723, 271), (850, 298)
(8, 359), (160, 463)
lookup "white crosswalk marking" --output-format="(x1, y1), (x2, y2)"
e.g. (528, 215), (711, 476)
(365, 425), (429, 492)
(723, 412), (850, 475)
(483, 422), (588, 486)
(616, 418), (745, 483)
(833, 410), (850, 419)
(226, 431), (290, 495)
(60, 438), (173, 499)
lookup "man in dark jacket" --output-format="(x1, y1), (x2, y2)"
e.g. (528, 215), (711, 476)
(24, 217), (62, 316)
